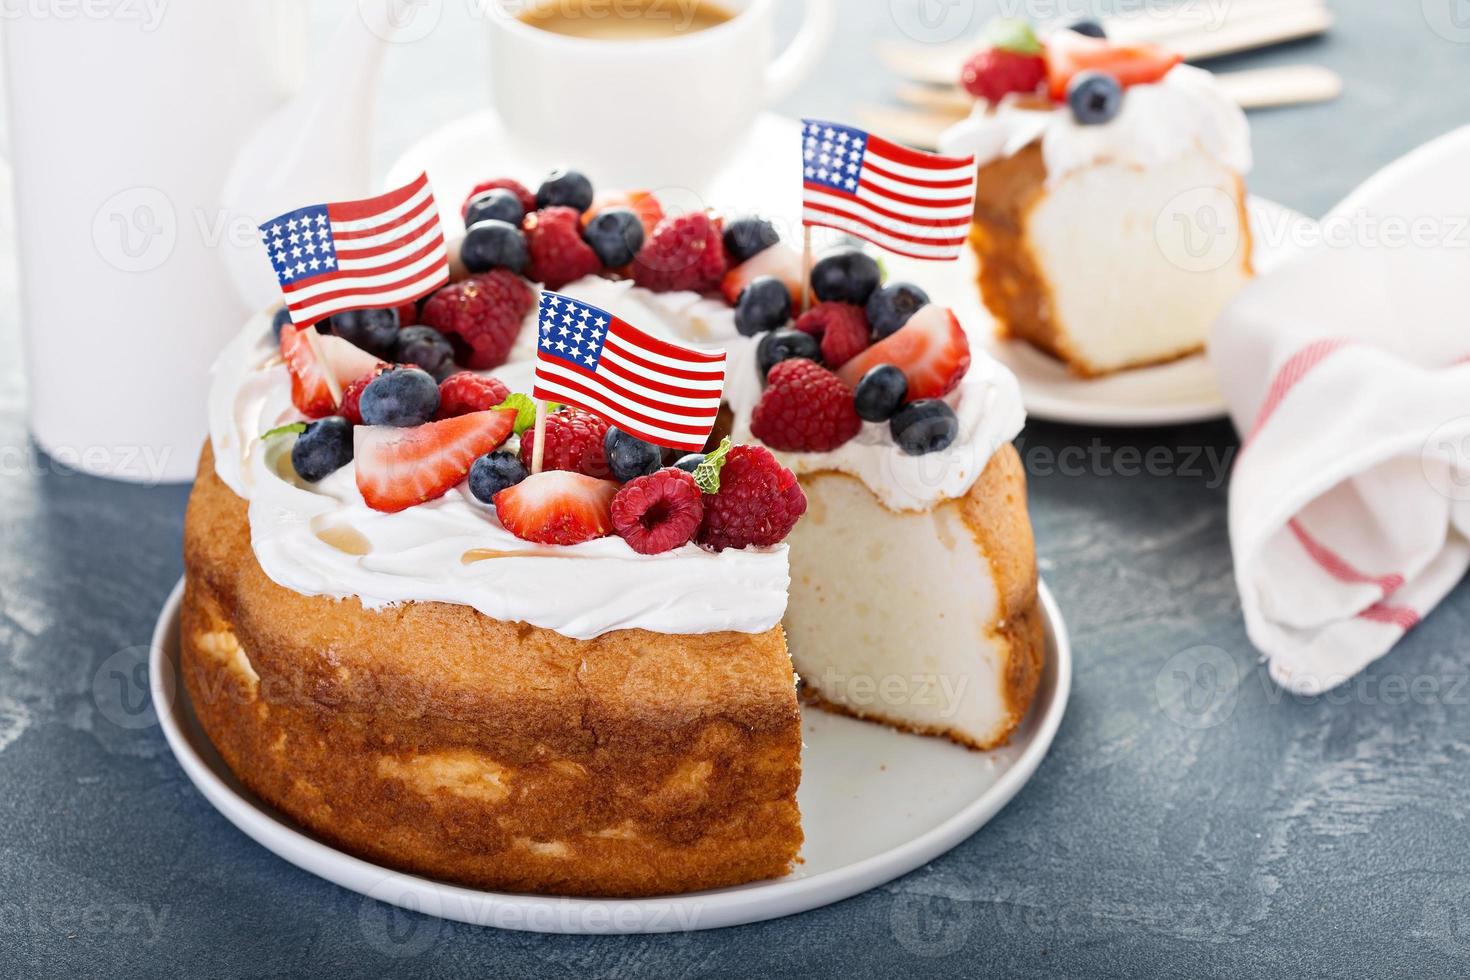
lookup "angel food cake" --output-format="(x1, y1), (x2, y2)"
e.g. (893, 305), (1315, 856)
(940, 21), (1254, 376)
(185, 168), (1041, 898)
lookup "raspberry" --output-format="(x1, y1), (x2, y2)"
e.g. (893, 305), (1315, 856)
(462, 177), (536, 218)
(420, 270), (535, 370)
(632, 212), (727, 293)
(437, 371), (510, 419)
(611, 468), (704, 554)
(394, 302), (417, 327)
(960, 48), (1046, 103)
(339, 362), (392, 425)
(518, 407), (611, 478)
(796, 302), (870, 369)
(523, 206), (602, 289)
(750, 358), (863, 452)
(697, 445), (806, 552)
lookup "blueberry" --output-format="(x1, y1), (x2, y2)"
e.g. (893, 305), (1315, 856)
(291, 416), (353, 482)
(756, 328), (822, 379)
(722, 217), (780, 263)
(1066, 18), (1106, 38)
(582, 208), (645, 268)
(359, 366), (440, 427)
(328, 307), (400, 358)
(464, 187), (525, 227)
(603, 426), (663, 483)
(1067, 71), (1123, 126)
(271, 307), (293, 341)
(468, 450), (527, 504)
(811, 249), (881, 306)
(461, 219), (529, 274)
(393, 325), (456, 380)
(890, 399), (958, 455)
(734, 276), (793, 336)
(866, 283), (930, 339)
(673, 453), (705, 473)
(536, 168), (594, 212)
(854, 365), (909, 422)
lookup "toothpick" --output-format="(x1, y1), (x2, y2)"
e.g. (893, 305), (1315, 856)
(530, 399), (548, 475)
(800, 225), (813, 313)
(300, 322), (343, 405)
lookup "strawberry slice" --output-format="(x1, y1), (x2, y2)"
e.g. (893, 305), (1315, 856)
(720, 243), (806, 307)
(355, 409), (515, 513)
(493, 470), (618, 546)
(280, 327), (384, 417)
(1045, 31), (1182, 101)
(837, 304), (971, 400)
(583, 189), (665, 238)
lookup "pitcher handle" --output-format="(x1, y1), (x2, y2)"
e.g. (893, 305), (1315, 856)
(764, 0), (837, 104)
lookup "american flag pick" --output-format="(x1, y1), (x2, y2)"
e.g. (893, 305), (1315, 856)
(801, 119), (977, 261)
(531, 291), (726, 453)
(260, 173), (450, 329)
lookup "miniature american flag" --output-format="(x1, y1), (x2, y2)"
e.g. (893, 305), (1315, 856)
(531, 291), (726, 453)
(260, 173), (450, 328)
(801, 119), (977, 261)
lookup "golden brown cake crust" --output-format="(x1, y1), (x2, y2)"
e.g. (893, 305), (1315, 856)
(797, 444), (1044, 751)
(182, 444), (802, 897)
(968, 142), (1254, 378)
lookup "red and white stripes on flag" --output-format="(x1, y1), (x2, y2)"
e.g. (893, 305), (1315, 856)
(801, 119), (976, 261)
(260, 173), (450, 328)
(530, 291), (726, 453)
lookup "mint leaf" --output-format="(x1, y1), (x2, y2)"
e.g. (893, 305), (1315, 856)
(985, 18), (1041, 55)
(262, 422), (307, 440)
(693, 437), (732, 495)
(493, 393), (559, 436)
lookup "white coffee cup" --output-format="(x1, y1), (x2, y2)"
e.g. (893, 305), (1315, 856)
(485, 0), (835, 193)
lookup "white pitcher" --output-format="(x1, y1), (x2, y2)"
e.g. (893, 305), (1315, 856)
(4, 1), (400, 483)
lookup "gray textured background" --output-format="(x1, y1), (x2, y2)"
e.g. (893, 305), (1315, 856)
(5, 1), (1470, 977)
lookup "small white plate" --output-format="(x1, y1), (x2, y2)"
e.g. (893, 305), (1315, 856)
(150, 577), (1072, 934)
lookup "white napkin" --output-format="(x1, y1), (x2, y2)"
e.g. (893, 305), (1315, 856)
(1211, 126), (1470, 694)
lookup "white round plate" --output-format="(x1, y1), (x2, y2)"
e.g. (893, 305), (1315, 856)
(389, 111), (1314, 428)
(151, 577), (1071, 934)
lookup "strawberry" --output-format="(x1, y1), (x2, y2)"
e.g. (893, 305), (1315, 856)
(960, 47), (1047, 103)
(524, 206), (602, 290)
(518, 407), (611, 478)
(795, 302), (870, 369)
(837, 305), (971, 401)
(280, 327), (381, 418)
(354, 409), (516, 513)
(750, 358), (862, 453)
(420, 270), (536, 370)
(494, 470), (619, 546)
(632, 211), (726, 293)
(720, 243), (805, 307)
(583, 189), (665, 239)
(1045, 31), (1181, 101)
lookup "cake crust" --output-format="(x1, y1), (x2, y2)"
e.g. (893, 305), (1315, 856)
(795, 444), (1044, 750)
(182, 445), (802, 897)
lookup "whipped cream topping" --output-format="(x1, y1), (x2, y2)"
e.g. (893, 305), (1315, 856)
(207, 310), (788, 640)
(938, 64), (1252, 185)
(208, 270), (1026, 637)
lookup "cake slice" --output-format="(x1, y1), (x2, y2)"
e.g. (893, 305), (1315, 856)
(941, 25), (1254, 376)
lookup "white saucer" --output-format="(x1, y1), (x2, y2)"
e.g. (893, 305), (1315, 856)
(150, 577), (1071, 935)
(388, 111), (1314, 428)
